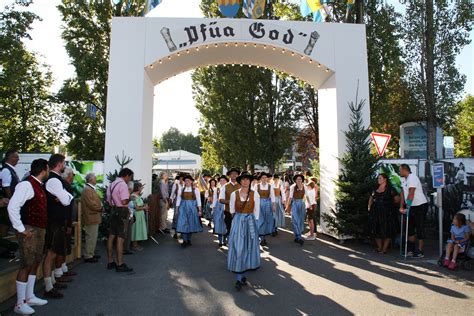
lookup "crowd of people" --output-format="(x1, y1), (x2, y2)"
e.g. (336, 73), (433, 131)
(0, 150), (472, 313)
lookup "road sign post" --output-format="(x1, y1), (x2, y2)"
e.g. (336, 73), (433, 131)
(432, 163), (445, 257)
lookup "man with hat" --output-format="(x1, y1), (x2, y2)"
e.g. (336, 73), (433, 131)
(170, 173), (185, 239)
(227, 171), (260, 291)
(219, 168), (241, 245)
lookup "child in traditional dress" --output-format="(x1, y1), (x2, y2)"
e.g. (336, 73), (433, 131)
(204, 179), (217, 228)
(227, 172), (260, 291)
(130, 182), (149, 251)
(176, 174), (203, 248)
(272, 174), (286, 236)
(256, 172), (275, 246)
(214, 175), (228, 247)
(286, 174), (307, 246)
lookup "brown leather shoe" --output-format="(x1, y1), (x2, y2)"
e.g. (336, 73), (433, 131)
(44, 288), (64, 299)
(56, 276), (73, 283)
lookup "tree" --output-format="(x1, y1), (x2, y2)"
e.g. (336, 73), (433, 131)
(0, 1), (61, 152)
(156, 127), (201, 155)
(195, 0), (300, 173)
(402, 0), (472, 159)
(322, 97), (379, 238)
(57, 0), (148, 159)
(450, 95), (474, 157)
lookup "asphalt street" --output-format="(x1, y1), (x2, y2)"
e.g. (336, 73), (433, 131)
(3, 215), (473, 316)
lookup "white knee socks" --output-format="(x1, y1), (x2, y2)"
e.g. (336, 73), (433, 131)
(26, 275), (36, 300)
(44, 277), (53, 292)
(16, 281), (27, 305)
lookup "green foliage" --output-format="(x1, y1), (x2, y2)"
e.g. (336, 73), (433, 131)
(155, 127), (201, 155)
(451, 95), (474, 157)
(57, 0), (148, 159)
(0, 2), (61, 151)
(402, 0), (472, 158)
(322, 97), (379, 239)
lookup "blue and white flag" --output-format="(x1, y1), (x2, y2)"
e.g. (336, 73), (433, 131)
(145, 0), (162, 14)
(243, 0), (265, 19)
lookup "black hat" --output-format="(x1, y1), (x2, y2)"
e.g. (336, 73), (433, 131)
(208, 178), (217, 185)
(237, 171), (254, 184)
(293, 174), (305, 182)
(183, 174), (194, 182)
(202, 171), (212, 178)
(218, 175), (229, 182)
(176, 173), (186, 180)
(226, 167), (241, 176)
(273, 173), (280, 179)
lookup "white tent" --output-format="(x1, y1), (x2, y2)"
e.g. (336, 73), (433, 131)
(152, 150), (201, 173)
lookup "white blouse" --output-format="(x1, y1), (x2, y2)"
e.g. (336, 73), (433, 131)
(176, 186), (202, 207)
(289, 183), (309, 200)
(256, 183), (276, 203)
(229, 189), (260, 220)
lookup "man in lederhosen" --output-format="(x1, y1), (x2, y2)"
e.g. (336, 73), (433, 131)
(218, 168), (241, 246)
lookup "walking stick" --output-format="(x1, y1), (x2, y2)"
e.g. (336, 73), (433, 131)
(404, 208), (410, 260)
(400, 214), (403, 256)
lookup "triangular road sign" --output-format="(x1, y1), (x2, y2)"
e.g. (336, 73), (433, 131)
(370, 132), (391, 157)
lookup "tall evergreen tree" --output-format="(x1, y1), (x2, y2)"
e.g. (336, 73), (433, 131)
(322, 97), (379, 238)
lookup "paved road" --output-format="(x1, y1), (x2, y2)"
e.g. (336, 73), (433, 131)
(4, 219), (474, 315)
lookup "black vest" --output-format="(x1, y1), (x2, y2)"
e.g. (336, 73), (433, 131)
(2, 163), (20, 195)
(46, 171), (69, 223)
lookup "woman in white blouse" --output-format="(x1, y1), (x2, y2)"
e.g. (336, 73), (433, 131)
(176, 174), (203, 248)
(256, 172), (276, 246)
(286, 174), (307, 246)
(271, 174), (287, 236)
(227, 172), (261, 291)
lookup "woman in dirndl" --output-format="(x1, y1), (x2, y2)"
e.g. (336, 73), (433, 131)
(204, 178), (217, 228)
(286, 174), (306, 246)
(271, 173), (286, 236)
(227, 172), (261, 291)
(213, 175), (228, 247)
(256, 172), (275, 247)
(176, 174), (203, 248)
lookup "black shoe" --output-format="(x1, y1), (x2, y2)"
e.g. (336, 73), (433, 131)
(181, 242), (187, 248)
(107, 262), (117, 270)
(218, 243), (223, 248)
(413, 250), (424, 258)
(294, 238), (298, 243)
(260, 239), (267, 247)
(235, 281), (243, 291)
(223, 242), (227, 247)
(53, 282), (67, 289)
(271, 231), (277, 237)
(241, 277), (247, 286)
(187, 241), (192, 246)
(123, 250), (134, 255)
(44, 288), (64, 299)
(116, 263), (133, 273)
(84, 257), (98, 263)
(297, 239), (304, 246)
(163, 228), (171, 234)
(173, 234), (178, 239)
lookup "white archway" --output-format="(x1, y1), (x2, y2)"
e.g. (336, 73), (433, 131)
(104, 17), (370, 235)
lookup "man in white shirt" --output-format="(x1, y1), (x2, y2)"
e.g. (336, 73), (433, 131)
(42, 154), (74, 299)
(1, 149), (20, 237)
(8, 159), (49, 315)
(399, 164), (428, 258)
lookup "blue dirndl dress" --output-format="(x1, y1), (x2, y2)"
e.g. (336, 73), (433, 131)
(258, 197), (274, 236)
(213, 202), (227, 235)
(291, 199), (306, 236)
(204, 201), (213, 220)
(273, 196), (286, 228)
(227, 213), (260, 273)
(176, 199), (203, 234)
